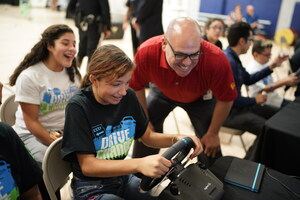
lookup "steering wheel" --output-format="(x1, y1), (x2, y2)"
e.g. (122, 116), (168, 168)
(140, 137), (195, 192)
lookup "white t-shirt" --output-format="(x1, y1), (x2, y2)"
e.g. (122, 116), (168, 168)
(246, 60), (283, 108)
(14, 62), (80, 134)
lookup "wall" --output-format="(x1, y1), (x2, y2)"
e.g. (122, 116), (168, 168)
(290, 2), (300, 35)
(199, 0), (300, 39)
(199, 0), (282, 38)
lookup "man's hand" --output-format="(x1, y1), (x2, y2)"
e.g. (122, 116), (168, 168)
(131, 17), (140, 33)
(255, 93), (267, 104)
(0, 81), (3, 105)
(200, 133), (221, 158)
(104, 30), (111, 39)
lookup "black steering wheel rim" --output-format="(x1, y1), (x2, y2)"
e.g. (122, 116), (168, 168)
(140, 137), (195, 191)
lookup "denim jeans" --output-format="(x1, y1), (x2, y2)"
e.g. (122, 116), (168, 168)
(71, 174), (157, 200)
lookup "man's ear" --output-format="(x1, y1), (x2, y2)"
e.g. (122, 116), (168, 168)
(162, 37), (167, 51)
(238, 37), (246, 46)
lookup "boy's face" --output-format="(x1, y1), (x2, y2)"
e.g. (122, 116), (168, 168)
(92, 70), (132, 105)
(255, 48), (272, 65)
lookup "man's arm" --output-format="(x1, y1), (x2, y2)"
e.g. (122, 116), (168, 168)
(201, 100), (233, 157)
(0, 81), (3, 104)
(135, 88), (148, 117)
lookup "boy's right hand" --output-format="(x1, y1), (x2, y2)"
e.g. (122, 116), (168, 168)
(138, 155), (172, 178)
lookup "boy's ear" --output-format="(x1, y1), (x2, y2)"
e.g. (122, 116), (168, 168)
(253, 52), (259, 58)
(89, 74), (96, 84)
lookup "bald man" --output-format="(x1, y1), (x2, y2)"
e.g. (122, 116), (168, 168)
(245, 5), (259, 32)
(129, 17), (237, 166)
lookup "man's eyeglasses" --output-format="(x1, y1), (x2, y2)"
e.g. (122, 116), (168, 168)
(165, 38), (201, 61)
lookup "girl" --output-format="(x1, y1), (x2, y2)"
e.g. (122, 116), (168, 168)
(61, 44), (202, 200)
(203, 18), (226, 49)
(9, 24), (81, 166)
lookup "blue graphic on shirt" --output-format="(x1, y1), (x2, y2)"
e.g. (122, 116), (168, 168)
(40, 85), (78, 115)
(262, 75), (274, 85)
(0, 161), (19, 199)
(92, 116), (136, 159)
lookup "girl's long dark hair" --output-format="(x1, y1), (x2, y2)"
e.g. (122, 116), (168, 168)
(9, 24), (81, 86)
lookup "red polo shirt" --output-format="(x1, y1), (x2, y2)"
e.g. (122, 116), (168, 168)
(129, 35), (237, 103)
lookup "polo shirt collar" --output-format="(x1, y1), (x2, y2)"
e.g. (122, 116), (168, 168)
(160, 50), (170, 69)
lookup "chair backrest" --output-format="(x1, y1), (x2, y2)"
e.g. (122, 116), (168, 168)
(0, 94), (18, 126)
(42, 137), (72, 200)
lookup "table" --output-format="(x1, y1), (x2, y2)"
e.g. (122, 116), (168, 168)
(255, 99), (300, 176)
(209, 156), (300, 200)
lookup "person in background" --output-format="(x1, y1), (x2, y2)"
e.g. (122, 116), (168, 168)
(0, 122), (42, 200)
(49, 0), (58, 10)
(290, 40), (300, 97)
(203, 18), (226, 49)
(65, 0), (77, 19)
(223, 22), (287, 159)
(226, 4), (243, 27)
(131, 0), (164, 44)
(61, 44), (202, 200)
(123, 0), (139, 55)
(129, 17), (237, 167)
(8, 24), (81, 167)
(74, 0), (111, 68)
(246, 40), (299, 108)
(245, 5), (259, 34)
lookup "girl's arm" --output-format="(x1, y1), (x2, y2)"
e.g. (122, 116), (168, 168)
(20, 102), (56, 145)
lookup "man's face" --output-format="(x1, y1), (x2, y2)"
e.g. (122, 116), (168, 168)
(163, 37), (201, 77)
(241, 31), (253, 54)
(247, 7), (254, 16)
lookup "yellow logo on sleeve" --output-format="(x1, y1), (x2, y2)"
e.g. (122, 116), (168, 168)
(230, 82), (236, 90)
